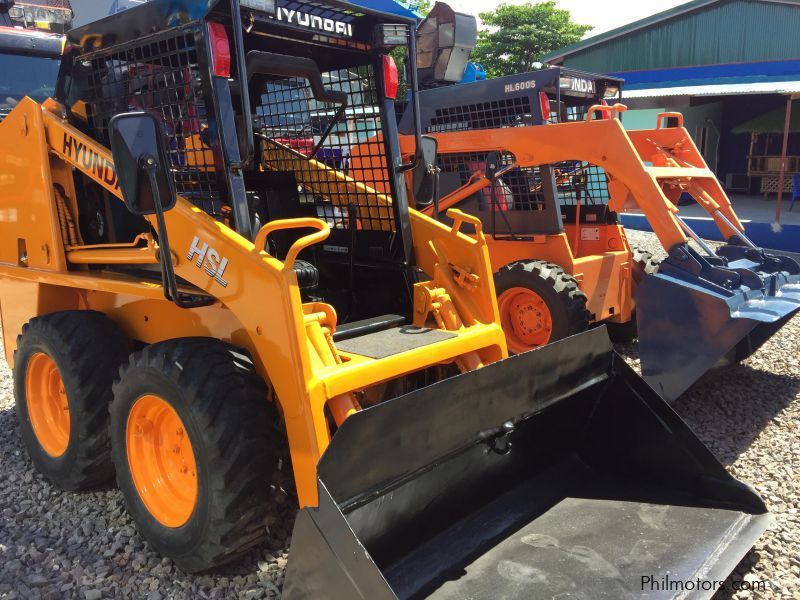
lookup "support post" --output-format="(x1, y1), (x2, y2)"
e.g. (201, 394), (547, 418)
(775, 95), (798, 224)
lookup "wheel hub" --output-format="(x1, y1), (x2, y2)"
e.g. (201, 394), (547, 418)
(498, 287), (553, 353)
(25, 352), (70, 457)
(126, 395), (198, 528)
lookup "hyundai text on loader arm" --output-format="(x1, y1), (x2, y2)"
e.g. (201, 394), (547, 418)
(392, 9), (800, 402)
(0, 0), (770, 596)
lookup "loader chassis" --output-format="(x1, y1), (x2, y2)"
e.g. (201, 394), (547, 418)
(398, 69), (638, 328)
(396, 67), (800, 398)
(0, 0), (506, 514)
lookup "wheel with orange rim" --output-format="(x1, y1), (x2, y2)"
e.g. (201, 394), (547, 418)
(110, 338), (283, 573)
(13, 311), (128, 490)
(494, 260), (590, 354)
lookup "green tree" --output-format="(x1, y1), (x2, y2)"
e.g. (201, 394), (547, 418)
(472, 2), (592, 77)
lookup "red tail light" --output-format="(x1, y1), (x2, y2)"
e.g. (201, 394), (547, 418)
(539, 92), (551, 122)
(208, 23), (231, 78)
(383, 54), (399, 99)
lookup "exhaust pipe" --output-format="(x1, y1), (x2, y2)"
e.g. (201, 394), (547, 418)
(284, 328), (769, 599)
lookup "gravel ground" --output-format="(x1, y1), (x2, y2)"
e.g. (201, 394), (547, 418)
(623, 230), (800, 600)
(0, 229), (797, 599)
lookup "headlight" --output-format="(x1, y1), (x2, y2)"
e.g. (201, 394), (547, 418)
(375, 24), (409, 48)
(241, 0), (276, 15)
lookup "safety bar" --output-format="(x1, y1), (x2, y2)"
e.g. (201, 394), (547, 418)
(255, 218), (331, 272)
(447, 208), (483, 236)
(245, 51), (348, 107)
(657, 112), (685, 128)
(585, 103), (628, 121)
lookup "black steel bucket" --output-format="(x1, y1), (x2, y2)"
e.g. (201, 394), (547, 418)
(283, 328), (769, 599)
(638, 266), (800, 402)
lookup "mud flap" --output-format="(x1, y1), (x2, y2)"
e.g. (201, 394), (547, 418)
(638, 270), (800, 402)
(283, 328), (769, 599)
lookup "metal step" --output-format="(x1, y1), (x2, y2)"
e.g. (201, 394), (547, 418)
(335, 325), (456, 359)
(333, 314), (406, 343)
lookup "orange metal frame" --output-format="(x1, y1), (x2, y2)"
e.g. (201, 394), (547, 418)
(385, 107), (749, 326)
(0, 98), (507, 508)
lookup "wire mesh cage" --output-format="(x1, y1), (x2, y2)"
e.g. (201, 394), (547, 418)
(419, 94), (610, 213)
(438, 152), (548, 212)
(255, 64), (396, 232)
(426, 97), (533, 133)
(553, 161), (610, 206)
(546, 102), (591, 124)
(73, 24), (222, 215)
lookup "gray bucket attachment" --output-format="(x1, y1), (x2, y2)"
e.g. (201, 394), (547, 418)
(638, 243), (800, 402)
(283, 327), (769, 600)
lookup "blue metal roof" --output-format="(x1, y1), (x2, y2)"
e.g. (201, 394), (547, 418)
(613, 59), (800, 91)
(346, 0), (420, 20)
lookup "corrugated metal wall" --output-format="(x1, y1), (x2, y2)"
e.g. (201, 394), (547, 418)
(562, 0), (800, 72)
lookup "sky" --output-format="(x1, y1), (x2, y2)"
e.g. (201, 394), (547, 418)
(446, 0), (689, 37)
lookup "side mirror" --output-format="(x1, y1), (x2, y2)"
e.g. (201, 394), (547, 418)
(412, 135), (439, 208)
(109, 112), (176, 216)
(109, 113), (211, 310)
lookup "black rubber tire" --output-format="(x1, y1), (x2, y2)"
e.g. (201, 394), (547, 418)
(630, 246), (660, 285)
(110, 338), (282, 573)
(607, 246), (661, 343)
(293, 259), (319, 291)
(494, 260), (590, 353)
(13, 311), (128, 490)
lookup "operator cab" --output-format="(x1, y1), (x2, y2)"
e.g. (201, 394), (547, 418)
(56, 0), (427, 325)
(398, 66), (623, 239)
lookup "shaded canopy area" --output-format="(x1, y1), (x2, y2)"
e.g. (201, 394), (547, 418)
(732, 102), (800, 134)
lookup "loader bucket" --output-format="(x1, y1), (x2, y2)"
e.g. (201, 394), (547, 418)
(284, 328), (769, 600)
(638, 250), (800, 403)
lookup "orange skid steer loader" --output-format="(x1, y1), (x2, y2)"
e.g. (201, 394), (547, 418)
(389, 52), (800, 402)
(0, 0), (769, 596)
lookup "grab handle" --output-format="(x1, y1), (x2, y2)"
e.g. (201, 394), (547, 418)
(585, 103), (627, 121)
(447, 208), (483, 236)
(255, 218), (331, 271)
(657, 112), (685, 129)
